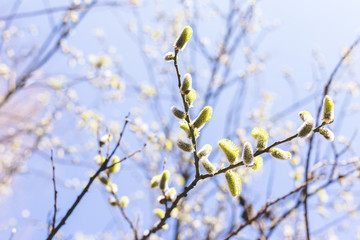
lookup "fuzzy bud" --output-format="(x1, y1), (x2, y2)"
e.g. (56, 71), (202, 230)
(219, 139), (240, 164)
(179, 120), (200, 139)
(318, 128), (335, 142)
(198, 144), (212, 158)
(157, 196), (166, 204)
(252, 156), (263, 170)
(174, 26), (193, 51)
(269, 147), (292, 160)
(225, 171), (242, 197)
(108, 196), (118, 206)
(181, 73), (192, 94)
(95, 155), (105, 165)
(150, 174), (161, 188)
(297, 119), (314, 138)
(165, 187), (177, 201)
(119, 196), (129, 209)
(321, 95), (335, 124)
(299, 111), (313, 122)
(164, 52), (175, 61)
(191, 106), (213, 129)
(171, 106), (186, 119)
(242, 142), (254, 165)
(176, 139), (194, 152)
(252, 127), (269, 150)
(99, 134), (113, 146)
(185, 88), (196, 107)
(200, 157), (216, 175)
(108, 156), (121, 174)
(160, 170), (170, 190)
(154, 208), (165, 219)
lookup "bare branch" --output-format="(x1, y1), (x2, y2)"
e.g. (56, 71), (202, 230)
(50, 150), (58, 233)
(224, 176), (323, 240)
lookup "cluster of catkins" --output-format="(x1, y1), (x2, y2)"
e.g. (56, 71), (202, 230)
(297, 95), (335, 141)
(157, 26), (336, 200)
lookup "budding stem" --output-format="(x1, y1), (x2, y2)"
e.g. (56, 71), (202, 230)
(173, 50), (200, 178)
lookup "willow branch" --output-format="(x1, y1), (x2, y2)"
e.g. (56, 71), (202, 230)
(50, 150), (58, 232)
(46, 114), (143, 240)
(224, 176), (323, 240)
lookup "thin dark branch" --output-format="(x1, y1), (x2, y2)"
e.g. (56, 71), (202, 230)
(224, 176), (323, 240)
(46, 114), (142, 240)
(50, 150), (58, 232)
(109, 185), (138, 240)
(0, 2), (125, 20)
(302, 35), (360, 240)
(173, 49), (201, 178)
(0, 0), (97, 109)
(141, 119), (326, 239)
(266, 167), (357, 239)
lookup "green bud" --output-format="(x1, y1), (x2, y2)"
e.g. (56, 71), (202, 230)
(251, 127), (269, 150)
(171, 106), (186, 119)
(321, 95), (334, 124)
(197, 144), (212, 158)
(108, 156), (121, 174)
(150, 174), (161, 188)
(218, 139), (240, 164)
(242, 142), (254, 165)
(174, 26), (193, 51)
(318, 128), (335, 142)
(160, 170), (170, 190)
(252, 156), (263, 170)
(164, 52), (175, 61)
(154, 208), (165, 219)
(181, 73), (192, 95)
(200, 157), (216, 175)
(179, 120), (200, 138)
(225, 170), (242, 197)
(95, 155), (105, 165)
(299, 111), (313, 122)
(119, 196), (129, 209)
(98, 175), (109, 185)
(185, 88), (196, 107)
(269, 147), (291, 160)
(297, 119), (314, 138)
(176, 139), (194, 152)
(191, 106), (213, 129)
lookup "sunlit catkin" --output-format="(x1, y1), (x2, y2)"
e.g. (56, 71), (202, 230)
(318, 127), (335, 142)
(218, 139), (240, 164)
(269, 147), (292, 160)
(251, 127), (269, 150)
(160, 170), (170, 190)
(299, 111), (313, 122)
(191, 106), (212, 129)
(252, 156), (263, 170)
(198, 144), (212, 158)
(181, 73), (192, 95)
(242, 142), (254, 165)
(174, 26), (193, 51)
(321, 95), (335, 124)
(185, 88), (196, 107)
(164, 52), (175, 61)
(171, 106), (186, 119)
(225, 171), (242, 197)
(176, 139), (194, 152)
(200, 157), (216, 175)
(297, 119), (314, 138)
